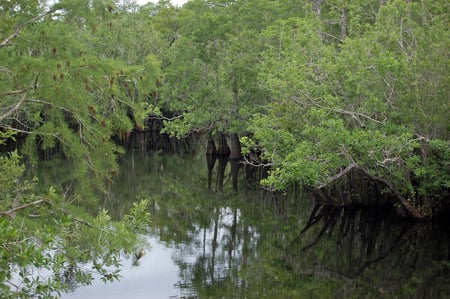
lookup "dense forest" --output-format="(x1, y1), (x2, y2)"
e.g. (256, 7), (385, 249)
(0, 0), (449, 297)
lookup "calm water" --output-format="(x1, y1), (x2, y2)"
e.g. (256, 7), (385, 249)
(59, 133), (449, 299)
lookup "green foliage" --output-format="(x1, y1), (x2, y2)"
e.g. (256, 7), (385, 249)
(149, 0), (449, 215)
(0, 151), (25, 197)
(1, 0), (157, 297)
(0, 149), (151, 298)
(243, 0), (449, 214)
(1, 0), (164, 194)
(409, 139), (450, 196)
(123, 198), (151, 233)
(0, 0), (448, 295)
(158, 0), (308, 139)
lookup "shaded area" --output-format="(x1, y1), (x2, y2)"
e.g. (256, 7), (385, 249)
(94, 133), (450, 298)
(285, 204), (450, 298)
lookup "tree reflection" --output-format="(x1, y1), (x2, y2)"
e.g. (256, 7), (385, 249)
(285, 204), (450, 298)
(103, 132), (449, 298)
(169, 206), (260, 298)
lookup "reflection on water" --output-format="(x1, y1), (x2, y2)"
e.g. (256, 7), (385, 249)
(286, 205), (449, 298)
(62, 133), (448, 299)
(63, 237), (179, 299)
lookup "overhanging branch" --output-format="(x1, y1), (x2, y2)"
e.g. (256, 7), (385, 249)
(316, 163), (425, 219)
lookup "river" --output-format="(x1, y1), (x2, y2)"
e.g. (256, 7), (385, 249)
(59, 133), (449, 299)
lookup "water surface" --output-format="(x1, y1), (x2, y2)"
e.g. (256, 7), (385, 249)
(61, 133), (449, 299)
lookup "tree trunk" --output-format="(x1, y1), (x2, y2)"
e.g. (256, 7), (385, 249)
(230, 160), (240, 192)
(206, 137), (217, 155)
(216, 157), (228, 191)
(229, 133), (241, 160)
(206, 154), (217, 190)
(217, 134), (230, 156)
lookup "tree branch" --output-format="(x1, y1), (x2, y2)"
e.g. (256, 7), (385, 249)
(0, 124), (33, 134)
(315, 162), (425, 219)
(3, 88), (31, 96)
(148, 114), (184, 121)
(0, 10), (55, 48)
(298, 92), (386, 125)
(0, 94), (27, 122)
(353, 165), (424, 219)
(241, 155), (273, 168)
(0, 199), (50, 218)
(318, 163), (357, 189)
(0, 197), (95, 228)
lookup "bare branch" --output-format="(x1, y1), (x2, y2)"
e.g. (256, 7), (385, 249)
(376, 157), (403, 166)
(3, 89), (30, 96)
(1, 74), (41, 121)
(318, 31), (343, 43)
(0, 94), (27, 122)
(241, 155), (273, 168)
(0, 199), (50, 218)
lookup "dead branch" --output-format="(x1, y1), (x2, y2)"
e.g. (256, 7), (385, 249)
(0, 124), (33, 134)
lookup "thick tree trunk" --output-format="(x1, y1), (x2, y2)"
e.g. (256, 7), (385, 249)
(216, 157), (228, 191)
(229, 133), (241, 160)
(206, 137), (217, 155)
(217, 134), (230, 156)
(206, 154), (217, 190)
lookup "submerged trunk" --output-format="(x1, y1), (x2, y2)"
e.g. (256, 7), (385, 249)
(206, 154), (217, 190)
(230, 160), (240, 192)
(216, 156), (228, 191)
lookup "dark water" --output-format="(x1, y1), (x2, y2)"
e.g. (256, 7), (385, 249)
(59, 133), (448, 299)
